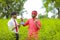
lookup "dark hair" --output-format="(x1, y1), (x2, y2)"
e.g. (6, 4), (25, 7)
(11, 12), (17, 16)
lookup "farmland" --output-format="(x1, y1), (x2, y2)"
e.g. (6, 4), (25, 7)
(0, 18), (60, 40)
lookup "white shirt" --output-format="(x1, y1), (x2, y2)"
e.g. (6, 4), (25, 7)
(8, 18), (19, 33)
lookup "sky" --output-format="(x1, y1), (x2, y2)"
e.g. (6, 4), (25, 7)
(23, 0), (45, 19)
(17, 0), (53, 19)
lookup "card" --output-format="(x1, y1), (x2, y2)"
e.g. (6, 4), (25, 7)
(20, 22), (25, 25)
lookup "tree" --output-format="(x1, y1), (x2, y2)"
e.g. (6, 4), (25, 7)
(38, 14), (48, 19)
(43, 0), (60, 18)
(0, 0), (26, 18)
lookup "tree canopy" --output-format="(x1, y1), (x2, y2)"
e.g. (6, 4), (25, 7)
(0, 0), (26, 18)
(43, 0), (60, 18)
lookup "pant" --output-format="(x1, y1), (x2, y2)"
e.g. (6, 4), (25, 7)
(15, 33), (19, 40)
(27, 31), (38, 40)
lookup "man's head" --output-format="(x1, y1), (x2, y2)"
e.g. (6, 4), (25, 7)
(20, 18), (23, 21)
(11, 12), (17, 19)
(31, 10), (38, 18)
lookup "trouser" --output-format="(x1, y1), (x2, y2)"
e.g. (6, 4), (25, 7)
(27, 31), (38, 40)
(15, 33), (19, 40)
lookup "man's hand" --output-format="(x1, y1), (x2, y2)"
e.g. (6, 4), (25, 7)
(12, 24), (20, 30)
(17, 24), (20, 28)
(12, 27), (16, 31)
(34, 19), (40, 29)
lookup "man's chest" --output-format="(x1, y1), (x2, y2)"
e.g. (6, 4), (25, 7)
(10, 20), (18, 27)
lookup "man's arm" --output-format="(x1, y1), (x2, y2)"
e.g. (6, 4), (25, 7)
(16, 20), (20, 28)
(12, 24), (20, 30)
(22, 20), (29, 26)
(12, 27), (16, 30)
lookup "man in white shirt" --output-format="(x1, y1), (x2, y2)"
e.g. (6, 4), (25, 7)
(8, 12), (20, 40)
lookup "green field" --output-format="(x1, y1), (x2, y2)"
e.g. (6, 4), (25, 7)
(0, 18), (60, 40)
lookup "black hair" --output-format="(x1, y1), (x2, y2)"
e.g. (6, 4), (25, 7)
(11, 12), (17, 16)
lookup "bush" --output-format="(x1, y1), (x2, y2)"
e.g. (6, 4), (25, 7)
(40, 18), (60, 40)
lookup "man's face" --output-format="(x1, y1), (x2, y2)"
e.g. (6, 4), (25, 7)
(32, 14), (36, 18)
(21, 18), (23, 21)
(12, 15), (17, 19)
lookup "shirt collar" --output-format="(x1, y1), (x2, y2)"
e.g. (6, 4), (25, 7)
(11, 18), (16, 21)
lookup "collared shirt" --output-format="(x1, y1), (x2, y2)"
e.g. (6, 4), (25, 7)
(8, 18), (19, 33)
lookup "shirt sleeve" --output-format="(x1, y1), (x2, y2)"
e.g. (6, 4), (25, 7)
(8, 21), (13, 31)
(24, 20), (29, 26)
(39, 20), (41, 27)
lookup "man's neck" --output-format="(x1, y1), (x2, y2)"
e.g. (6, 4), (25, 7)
(12, 17), (16, 20)
(32, 17), (36, 21)
(33, 17), (36, 19)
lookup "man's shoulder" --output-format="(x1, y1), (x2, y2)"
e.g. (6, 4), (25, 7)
(36, 18), (40, 21)
(8, 19), (13, 23)
(27, 19), (32, 21)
